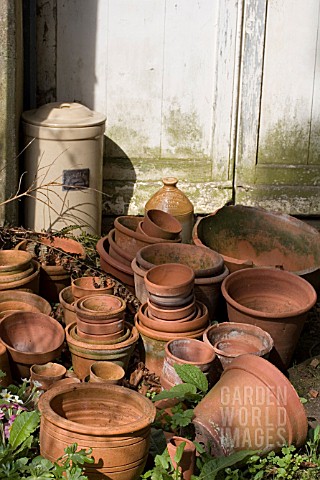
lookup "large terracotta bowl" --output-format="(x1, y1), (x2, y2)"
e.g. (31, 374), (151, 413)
(193, 205), (320, 290)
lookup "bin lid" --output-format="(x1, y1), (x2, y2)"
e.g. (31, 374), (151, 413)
(22, 102), (106, 128)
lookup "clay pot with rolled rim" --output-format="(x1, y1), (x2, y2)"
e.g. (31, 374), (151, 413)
(0, 290), (51, 316)
(138, 302), (207, 334)
(147, 297), (196, 321)
(0, 341), (12, 386)
(75, 294), (126, 325)
(114, 216), (181, 259)
(145, 263), (195, 298)
(38, 383), (156, 480)
(0, 312), (65, 380)
(135, 313), (208, 377)
(71, 324), (130, 346)
(148, 290), (195, 309)
(192, 354), (308, 457)
(0, 250), (33, 273)
(71, 276), (115, 300)
(192, 205), (320, 291)
(30, 362), (67, 391)
(0, 259), (40, 294)
(16, 237), (86, 302)
(161, 338), (216, 391)
(203, 322), (274, 370)
(0, 263), (34, 284)
(89, 361), (125, 384)
(143, 209), (182, 240)
(108, 229), (135, 266)
(76, 316), (124, 335)
(167, 436), (196, 480)
(65, 322), (138, 380)
(76, 327), (124, 343)
(59, 286), (76, 326)
(221, 267), (317, 369)
(136, 242), (224, 278)
(96, 236), (135, 292)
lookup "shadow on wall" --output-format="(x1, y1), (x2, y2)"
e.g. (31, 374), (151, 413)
(102, 137), (136, 234)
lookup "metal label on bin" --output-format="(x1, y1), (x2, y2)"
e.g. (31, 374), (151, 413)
(62, 168), (90, 190)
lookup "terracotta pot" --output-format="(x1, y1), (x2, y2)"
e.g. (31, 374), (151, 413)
(131, 258), (148, 304)
(203, 322), (274, 369)
(65, 322), (139, 380)
(221, 268), (317, 369)
(0, 250), (33, 273)
(135, 314), (207, 377)
(192, 205), (320, 291)
(0, 263), (34, 284)
(192, 354), (308, 456)
(0, 341), (13, 386)
(0, 259), (40, 293)
(144, 263), (195, 298)
(38, 383), (156, 480)
(59, 286), (76, 326)
(167, 436), (196, 480)
(0, 312), (65, 380)
(70, 324), (130, 346)
(0, 290), (51, 316)
(148, 290), (195, 308)
(72, 276), (115, 300)
(136, 242), (224, 278)
(76, 327), (124, 342)
(16, 237), (86, 302)
(96, 236), (135, 292)
(143, 209), (182, 240)
(30, 362), (67, 391)
(114, 216), (181, 259)
(89, 361), (125, 384)
(108, 229), (135, 266)
(138, 302), (207, 334)
(145, 177), (194, 244)
(76, 317), (125, 335)
(194, 265), (229, 321)
(161, 338), (215, 390)
(147, 298), (196, 321)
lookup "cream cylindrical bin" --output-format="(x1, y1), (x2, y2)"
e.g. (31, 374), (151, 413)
(22, 102), (106, 235)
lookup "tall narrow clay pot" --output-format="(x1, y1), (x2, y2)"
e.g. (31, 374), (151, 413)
(38, 383), (156, 480)
(221, 267), (317, 369)
(192, 354), (308, 457)
(167, 436), (196, 480)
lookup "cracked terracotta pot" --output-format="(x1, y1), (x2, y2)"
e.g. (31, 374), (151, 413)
(38, 383), (156, 480)
(221, 267), (317, 369)
(161, 338), (216, 391)
(203, 322), (274, 369)
(143, 209), (182, 240)
(192, 205), (320, 291)
(65, 322), (138, 380)
(167, 436), (196, 480)
(89, 361), (125, 384)
(192, 354), (308, 457)
(71, 276), (115, 300)
(30, 362), (67, 391)
(96, 236), (135, 292)
(0, 312), (65, 380)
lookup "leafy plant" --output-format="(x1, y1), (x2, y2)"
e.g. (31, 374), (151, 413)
(141, 440), (186, 480)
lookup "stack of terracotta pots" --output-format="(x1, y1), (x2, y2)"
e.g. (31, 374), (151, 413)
(66, 292), (139, 380)
(132, 242), (229, 321)
(96, 211), (182, 293)
(0, 250), (40, 293)
(135, 263), (209, 376)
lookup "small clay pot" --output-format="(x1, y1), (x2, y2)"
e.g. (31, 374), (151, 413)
(96, 236), (135, 291)
(167, 436), (196, 480)
(77, 316), (125, 335)
(147, 298), (196, 320)
(0, 312), (65, 380)
(135, 312), (208, 341)
(144, 263), (195, 297)
(143, 209), (182, 240)
(71, 324), (130, 346)
(161, 338), (216, 390)
(148, 290), (195, 308)
(38, 383), (156, 480)
(108, 229), (135, 266)
(59, 286), (76, 326)
(30, 362), (67, 391)
(74, 294), (126, 323)
(76, 327), (124, 342)
(203, 322), (274, 369)
(72, 276), (115, 300)
(89, 361), (125, 384)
